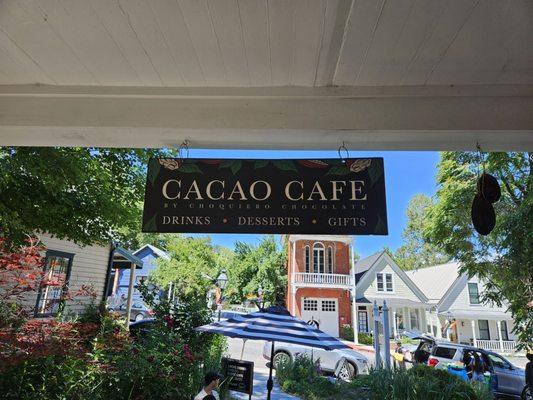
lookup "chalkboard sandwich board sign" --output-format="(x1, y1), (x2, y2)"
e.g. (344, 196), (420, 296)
(221, 357), (254, 399)
(142, 158), (387, 235)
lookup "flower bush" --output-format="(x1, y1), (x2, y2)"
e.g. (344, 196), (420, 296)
(0, 240), (227, 400)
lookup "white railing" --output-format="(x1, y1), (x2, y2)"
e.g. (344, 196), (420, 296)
(293, 272), (352, 287)
(475, 339), (517, 353)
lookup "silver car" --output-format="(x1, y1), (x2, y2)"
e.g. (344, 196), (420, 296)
(263, 341), (369, 381)
(411, 336), (526, 399)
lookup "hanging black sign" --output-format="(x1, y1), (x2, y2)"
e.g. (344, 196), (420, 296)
(221, 357), (254, 398)
(142, 158), (387, 235)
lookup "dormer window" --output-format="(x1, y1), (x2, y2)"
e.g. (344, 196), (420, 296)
(312, 243), (324, 273)
(377, 272), (393, 292)
(468, 282), (480, 304)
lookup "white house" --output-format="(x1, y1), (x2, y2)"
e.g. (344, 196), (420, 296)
(408, 263), (518, 353)
(353, 251), (430, 340)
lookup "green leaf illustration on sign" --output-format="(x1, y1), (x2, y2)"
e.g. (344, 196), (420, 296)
(272, 160), (297, 171)
(147, 158), (161, 186)
(143, 214), (157, 232)
(254, 160), (269, 169)
(368, 160), (383, 186)
(219, 160), (242, 175)
(326, 165), (350, 175)
(178, 163), (202, 174)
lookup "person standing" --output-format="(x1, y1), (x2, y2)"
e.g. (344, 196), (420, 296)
(525, 350), (533, 400)
(194, 372), (223, 400)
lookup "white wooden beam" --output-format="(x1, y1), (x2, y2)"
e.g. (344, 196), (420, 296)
(0, 84), (532, 151)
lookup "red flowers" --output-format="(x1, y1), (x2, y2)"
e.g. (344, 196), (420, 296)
(162, 315), (174, 328)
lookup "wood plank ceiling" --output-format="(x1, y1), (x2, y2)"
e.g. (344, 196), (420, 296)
(0, 0), (531, 87)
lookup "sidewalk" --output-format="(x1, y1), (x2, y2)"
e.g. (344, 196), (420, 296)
(228, 367), (300, 400)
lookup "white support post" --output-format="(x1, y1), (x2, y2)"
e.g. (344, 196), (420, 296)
(382, 301), (391, 370)
(497, 320), (504, 353)
(125, 262), (136, 329)
(392, 309), (398, 339)
(351, 245), (359, 344)
(471, 320), (477, 347)
(373, 301), (381, 369)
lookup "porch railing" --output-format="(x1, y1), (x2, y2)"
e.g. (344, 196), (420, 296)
(474, 339), (517, 353)
(293, 272), (352, 286)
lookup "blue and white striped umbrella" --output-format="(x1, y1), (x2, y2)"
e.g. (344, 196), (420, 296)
(196, 305), (350, 400)
(196, 305), (349, 351)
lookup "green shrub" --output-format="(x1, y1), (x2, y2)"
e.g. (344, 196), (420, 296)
(341, 324), (354, 341)
(358, 332), (373, 345)
(349, 365), (494, 400)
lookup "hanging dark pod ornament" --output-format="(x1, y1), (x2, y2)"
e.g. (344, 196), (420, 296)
(471, 193), (496, 235)
(477, 173), (501, 203)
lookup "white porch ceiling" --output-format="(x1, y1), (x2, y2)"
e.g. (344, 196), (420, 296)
(1, 0), (531, 87)
(0, 0), (532, 150)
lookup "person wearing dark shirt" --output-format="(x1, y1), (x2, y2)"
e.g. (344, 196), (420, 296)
(526, 350), (533, 397)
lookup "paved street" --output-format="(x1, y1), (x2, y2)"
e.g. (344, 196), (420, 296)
(226, 338), (300, 400)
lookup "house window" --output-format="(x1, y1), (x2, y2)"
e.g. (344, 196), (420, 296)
(327, 246), (333, 274)
(478, 320), (490, 340)
(321, 300), (336, 312)
(313, 243), (324, 273)
(500, 321), (509, 341)
(410, 309), (420, 331)
(358, 311), (368, 332)
(35, 251), (74, 317)
(304, 246), (310, 273)
(468, 283), (480, 304)
(303, 299), (318, 311)
(377, 273), (393, 292)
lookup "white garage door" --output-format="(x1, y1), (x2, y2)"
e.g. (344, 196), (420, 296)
(301, 298), (339, 337)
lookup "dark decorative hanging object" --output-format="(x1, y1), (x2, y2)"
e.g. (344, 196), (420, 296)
(471, 194), (496, 235)
(471, 145), (501, 236)
(477, 173), (501, 203)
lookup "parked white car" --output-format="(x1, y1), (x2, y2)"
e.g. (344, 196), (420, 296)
(263, 341), (369, 381)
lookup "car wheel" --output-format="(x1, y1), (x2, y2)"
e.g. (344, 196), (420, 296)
(337, 361), (357, 382)
(273, 351), (291, 369)
(134, 313), (144, 322)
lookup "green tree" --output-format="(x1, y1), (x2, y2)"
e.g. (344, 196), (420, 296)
(425, 152), (532, 347)
(394, 194), (450, 270)
(0, 147), (168, 246)
(150, 235), (234, 296)
(226, 236), (286, 306)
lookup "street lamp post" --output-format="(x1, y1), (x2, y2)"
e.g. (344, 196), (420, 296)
(258, 284), (264, 309)
(216, 270), (228, 322)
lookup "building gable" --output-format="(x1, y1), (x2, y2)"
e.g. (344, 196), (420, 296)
(438, 274), (509, 314)
(356, 252), (428, 303)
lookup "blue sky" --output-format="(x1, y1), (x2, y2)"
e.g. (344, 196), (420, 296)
(184, 149), (440, 258)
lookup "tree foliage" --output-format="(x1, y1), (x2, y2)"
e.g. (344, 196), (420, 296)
(394, 194), (450, 270)
(225, 236), (287, 306)
(0, 147), (168, 246)
(149, 235), (234, 297)
(425, 152), (532, 347)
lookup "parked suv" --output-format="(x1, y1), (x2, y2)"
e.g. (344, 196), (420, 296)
(411, 336), (526, 399)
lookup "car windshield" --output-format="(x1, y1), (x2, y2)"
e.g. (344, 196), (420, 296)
(487, 353), (510, 369)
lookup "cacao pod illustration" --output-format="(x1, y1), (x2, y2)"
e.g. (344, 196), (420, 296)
(159, 159), (182, 170)
(297, 160), (329, 169)
(346, 159), (372, 172)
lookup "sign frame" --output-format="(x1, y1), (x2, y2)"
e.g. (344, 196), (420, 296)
(221, 357), (254, 399)
(142, 158), (387, 235)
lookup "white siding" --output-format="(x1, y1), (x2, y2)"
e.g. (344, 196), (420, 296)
(448, 276), (508, 314)
(362, 262), (420, 302)
(38, 233), (111, 314)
